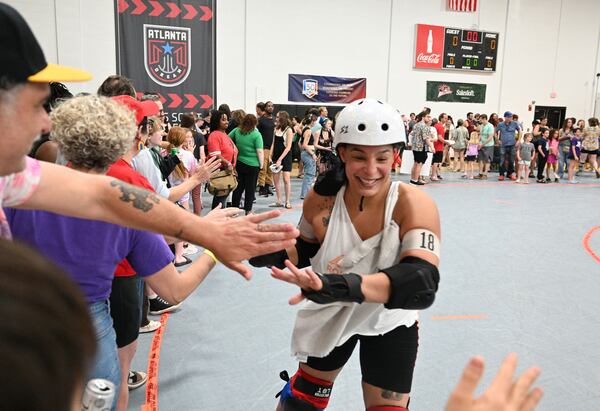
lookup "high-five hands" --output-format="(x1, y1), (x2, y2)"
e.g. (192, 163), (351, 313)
(445, 353), (543, 411)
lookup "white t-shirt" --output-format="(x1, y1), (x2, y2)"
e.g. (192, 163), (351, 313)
(291, 182), (417, 360)
(131, 148), (170, 199)
(167, 150), (197, 203)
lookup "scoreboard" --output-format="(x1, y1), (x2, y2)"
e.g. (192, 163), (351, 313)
(443, 28), (498, 71)
(414, 24), (499, 72)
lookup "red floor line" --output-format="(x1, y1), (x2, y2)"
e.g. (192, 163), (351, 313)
(142, 313), (170, 411)
(583, 226), (600, 264)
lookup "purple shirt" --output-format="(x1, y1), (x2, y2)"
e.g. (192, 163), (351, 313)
(5, 208), (173, 303)
(570, 137), (581, 158)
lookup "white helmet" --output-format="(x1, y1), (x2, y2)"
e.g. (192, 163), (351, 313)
(333, 98), (405, 148)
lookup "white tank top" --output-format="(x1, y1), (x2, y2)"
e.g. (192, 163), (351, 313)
(291, 181), (418, 361)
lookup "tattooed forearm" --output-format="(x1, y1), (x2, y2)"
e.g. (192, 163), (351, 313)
(381, 390), (406, 400)
(110, 180), (160, 212)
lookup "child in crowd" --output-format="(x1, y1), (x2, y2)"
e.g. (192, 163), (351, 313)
(166, 126), (198, 266)
(568, 127), (582, 183)
(546, 129), (559, 182)
(465, 128), (480, 179)
(535, 128), (549, 183)
(516, 133), (534, 183)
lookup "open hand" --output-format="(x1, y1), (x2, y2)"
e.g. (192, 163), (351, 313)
(204, 204), (242, 221)
(445, 353), (543, 411)
(271, 260), (323, 305)
(194, 156), (220, 183)
(205, 211), (299, 280)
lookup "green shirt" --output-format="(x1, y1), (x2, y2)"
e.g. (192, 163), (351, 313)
(480, 123), (495, 147)
(228, 127), (263, 167)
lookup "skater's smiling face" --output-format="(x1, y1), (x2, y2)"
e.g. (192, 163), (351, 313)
(338, 144), (395, 196)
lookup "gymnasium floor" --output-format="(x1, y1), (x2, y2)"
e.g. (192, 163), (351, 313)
(129, 171), (600, 411)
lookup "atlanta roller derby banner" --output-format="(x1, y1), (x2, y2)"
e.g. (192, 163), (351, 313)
(115, 0), (216, 122)
(288, 74), (366, 104)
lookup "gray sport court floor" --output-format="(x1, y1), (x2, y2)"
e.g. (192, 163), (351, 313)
(129, 172), (600, 410)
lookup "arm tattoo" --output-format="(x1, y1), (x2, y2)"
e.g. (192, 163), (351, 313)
(381, 390), (405, 400)
(110, 180), (160, 213)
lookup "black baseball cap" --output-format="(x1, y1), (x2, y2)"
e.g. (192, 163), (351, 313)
(0, 3), (91, 83)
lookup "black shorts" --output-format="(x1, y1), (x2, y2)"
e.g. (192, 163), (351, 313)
(432, 151), (443, 164)
(465, 155), (477, 162)
(305, 323), (419, 393)
(109, 276), (142, 348)
(412, 150), (427, 164)
(581, 148), (598, 155)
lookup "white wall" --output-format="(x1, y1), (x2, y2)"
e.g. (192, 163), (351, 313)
(7, 0), (600, 123)
(6, 0), (116, 95)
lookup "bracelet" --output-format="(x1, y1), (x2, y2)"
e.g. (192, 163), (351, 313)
(203, 249), (218, 264)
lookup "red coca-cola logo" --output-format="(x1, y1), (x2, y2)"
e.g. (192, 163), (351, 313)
(414, 24), (444, 69)
(416, 53), (441, 64)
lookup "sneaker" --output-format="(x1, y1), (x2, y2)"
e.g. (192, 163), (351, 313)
(528, 172), (535, 178)
(509, 174), (517, 181)
(569, 180), (579, 184)
(128, 371), (147, 391)
(409, 180), (419, 185)
(554, 178), (559, 183)
(545, 177), (551, 182)
(461, 174), (468, 179)
(473, 174), (483, 179)
(481, 174), (488, 180)
(416, 180), (425, 185)
(182, 245), (198, 255)
(149, 296), (181, 315)
(498, 175), (505, 181)
(139, 320), (161, 333)
(596, 170), (600, 178)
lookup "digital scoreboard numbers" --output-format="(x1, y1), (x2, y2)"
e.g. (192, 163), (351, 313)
(413, 24), (499, 72)
(442, 28), (498, 71)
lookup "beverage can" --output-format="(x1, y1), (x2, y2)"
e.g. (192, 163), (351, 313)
(82, 379), (115, 411)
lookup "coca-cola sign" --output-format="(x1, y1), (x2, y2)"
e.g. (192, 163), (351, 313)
(414, 24), (445, 69)
(416, 53), (441, 64)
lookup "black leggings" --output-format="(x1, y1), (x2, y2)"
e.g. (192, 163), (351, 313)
(537, 154), (547, 180)
(232, 161), (260, 212)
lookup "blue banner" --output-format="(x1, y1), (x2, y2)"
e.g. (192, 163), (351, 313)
(288, 74), (366, 103)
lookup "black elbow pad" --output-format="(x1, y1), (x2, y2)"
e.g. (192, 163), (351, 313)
(380, 256), (439, 310)
(313, 156), (346, 196)
(295, 237), (320, 268)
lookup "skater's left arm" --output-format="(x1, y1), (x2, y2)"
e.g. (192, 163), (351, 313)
(272, 187), (441, 308)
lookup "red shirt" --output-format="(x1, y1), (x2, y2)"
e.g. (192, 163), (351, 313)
(207, 131), (238, 166)
(434, 123), (445, 152)
(107, 159), (160, 277)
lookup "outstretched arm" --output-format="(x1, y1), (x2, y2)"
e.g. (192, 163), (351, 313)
(22, 162), (299, 278)
(272, 186), (441, 307)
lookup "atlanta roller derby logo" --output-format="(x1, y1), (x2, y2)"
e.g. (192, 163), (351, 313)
(144, 24), (191, 87)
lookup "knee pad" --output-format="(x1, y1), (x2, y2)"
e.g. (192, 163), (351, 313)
(367, 407), (408, 411)
(276, 369), (333, 410)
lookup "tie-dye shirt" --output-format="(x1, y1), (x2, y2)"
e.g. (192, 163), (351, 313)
(0, 157), (41, 239)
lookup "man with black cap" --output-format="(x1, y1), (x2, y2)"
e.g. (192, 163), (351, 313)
(0, 3), (298, 277)
(496, 111), (521, 181)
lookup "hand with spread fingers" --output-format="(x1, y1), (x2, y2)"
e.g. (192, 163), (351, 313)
(271, 260), (323, 305)
(204, 204), (242, 221)
(194, 156), (221, 184)
(204, 211), (299, 280)
(445, 353), (543, 411)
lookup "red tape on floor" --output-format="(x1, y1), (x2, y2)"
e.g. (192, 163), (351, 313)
(583, 226), (600, 264)
(142, 313), (170, 411)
